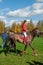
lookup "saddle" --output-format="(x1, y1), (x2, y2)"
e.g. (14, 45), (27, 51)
(19, 34), (31, 45)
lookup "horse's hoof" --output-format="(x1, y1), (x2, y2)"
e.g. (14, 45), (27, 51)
(34, 50), (38, 56)
(34, 53), (38, 56)
(20, 54), (23, 56)
(20, 53), (24, 56)
(20, 52), (24, 56)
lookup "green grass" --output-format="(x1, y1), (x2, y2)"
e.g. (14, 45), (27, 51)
(0, 37), (43, 65)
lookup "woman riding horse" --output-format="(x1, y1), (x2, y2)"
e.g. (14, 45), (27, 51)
(6, 28), (40, 56)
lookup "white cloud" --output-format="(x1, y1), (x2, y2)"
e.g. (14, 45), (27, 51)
(32, 3), (43, 10)
(32, 20), (38, 25)
(27, 19), (38, 25)
(30, 3), (43, 16)
(0, 16), (6, 19)
(0, 16), (7, 27)
(4, 20), (18, 27)
(0, 19), (12, 27)
(0, 15), (10, 27)
(7, 3), (43, 18)
(33, 9), (43, 15)
(30, 9), (43, 17)
(7, 6), (31, 17)
(36, 0), (43, 2)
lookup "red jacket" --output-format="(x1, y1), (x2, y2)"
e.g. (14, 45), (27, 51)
(22, 23), (27, 32)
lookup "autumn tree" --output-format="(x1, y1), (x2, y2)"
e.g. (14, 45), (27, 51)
(36, 20), (42, 31)
(17, 23), (22, 33)
(5, 26), (11, 32)
(12, 22), (17, 33)
(0, 20), (5, 33)
(41, 20), (43, 31)
(27, 19), (35, 31)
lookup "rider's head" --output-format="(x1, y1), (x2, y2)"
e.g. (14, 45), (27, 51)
(23, 20), (27, 24)
(24, 20), (26, 23)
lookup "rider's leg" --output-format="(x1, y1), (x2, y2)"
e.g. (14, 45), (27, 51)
(23, 32), (27, 44)
(20, 32), (28, 56)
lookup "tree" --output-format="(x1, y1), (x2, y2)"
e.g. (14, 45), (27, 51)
(41, 20), (43, 31)
(12, 22), (17, 33)
(0, 20), (5, 33)
(17, 23), (22, 33)
(36, 20), (42, 31)
(27, 19), (35, 31)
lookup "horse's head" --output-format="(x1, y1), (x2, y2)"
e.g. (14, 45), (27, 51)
(34, 28), (40, 37)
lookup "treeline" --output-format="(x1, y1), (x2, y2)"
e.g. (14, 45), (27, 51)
(0, 19), (43, 33)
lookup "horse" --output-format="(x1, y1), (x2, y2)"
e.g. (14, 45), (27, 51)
(6, 28), (40, 56)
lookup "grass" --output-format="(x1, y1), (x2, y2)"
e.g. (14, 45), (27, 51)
(0, 37), (43, 65)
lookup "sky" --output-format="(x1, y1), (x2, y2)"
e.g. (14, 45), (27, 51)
(0, 0), (43, 27)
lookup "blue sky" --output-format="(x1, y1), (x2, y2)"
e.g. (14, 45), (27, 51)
(0, 0), (43, 26)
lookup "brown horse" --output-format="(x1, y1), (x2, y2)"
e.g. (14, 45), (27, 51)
(7, 28), (40, 56)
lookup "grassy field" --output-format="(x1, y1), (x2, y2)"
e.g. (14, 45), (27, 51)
(0, 37), (43, 65)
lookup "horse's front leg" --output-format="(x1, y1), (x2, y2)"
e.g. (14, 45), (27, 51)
(20, 44), (28, 56)
(29, 43), (37, 56)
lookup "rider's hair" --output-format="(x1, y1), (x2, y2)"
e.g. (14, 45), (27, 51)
(22, 20), (27, 25)
(24, 20), (26, 23)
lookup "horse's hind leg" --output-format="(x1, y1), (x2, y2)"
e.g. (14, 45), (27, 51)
(29, 43), (37, 56)
(13, 43), (18, 55)
(13, 40), (18, 55)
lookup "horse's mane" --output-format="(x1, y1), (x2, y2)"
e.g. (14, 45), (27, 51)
(31, 27), (38, 32)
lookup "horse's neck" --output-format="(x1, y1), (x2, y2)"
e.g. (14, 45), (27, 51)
(31, 31), (36, 39)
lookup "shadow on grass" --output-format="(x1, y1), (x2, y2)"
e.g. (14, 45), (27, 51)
(0, 49), (8, 56)
(26, 60), (43, 65)
(0, 48), (22, 56)
(0, 46), (1, 48)
(17, 49), (22, 54)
